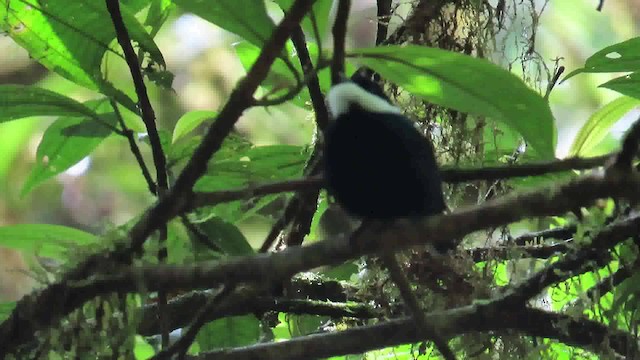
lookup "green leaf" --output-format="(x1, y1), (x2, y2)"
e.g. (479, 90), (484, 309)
(195, 145), (307, 191)
(172, 110), (217, 143)
(0, 302), (16, 322)
(564, 37), (640, 80)
(569, 96), (640, 156)
(600, 72), (640, 99)
(0, 85), (104, 123)
(167, 220), (192, 264)
(145, 0), (175, 36)
(0, 224), (97, 260)
(133, 336), (156, 359)
(173, 0), (275, 47)
(350, 45), (557, 159)
(21, 99), (117, 195)
(234, 41), (303, 105)
(0, 0), (165, 90)
(196, 315), (260, 351)
(275, 0), (332, 40)
(195, 217), (254, 256)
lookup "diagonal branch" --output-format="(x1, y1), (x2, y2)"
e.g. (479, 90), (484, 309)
(105, 0), (168, 194)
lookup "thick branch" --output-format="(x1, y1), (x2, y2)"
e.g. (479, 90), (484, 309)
(187, 307), (637, 359)
(3, 171), (640, 354)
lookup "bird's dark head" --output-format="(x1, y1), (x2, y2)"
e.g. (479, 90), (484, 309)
(326, 72), (400, 120)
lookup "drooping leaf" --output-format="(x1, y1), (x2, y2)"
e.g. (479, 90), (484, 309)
(600, 72), (640, 100)
(0, 0), (165, 90)
(569, 96), (640, 156)
(564, 37), (640, 80)
(0, 85), (104, 123)
(173, 0), (275, 47)
(172, 110), (217, 143)
(350, 45), (557, 159)
(21, 99), (117, 195)
(195, 217), (254, 256)
(0, 224), (97, 260)
(196, 315), (260, 351)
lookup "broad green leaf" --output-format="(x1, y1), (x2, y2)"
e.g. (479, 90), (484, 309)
(166, 220), (192, 264)
(195, 217), (254, 256)
(276, 0), (332, 40)
(0, 302), (16, 322)
(569, 96), (640, 156)
(173, 0), (275, 47)
(564, 37), (640, 80)
(0, 224), (97, 260)
(0, 0), (165, 91)
(287, 314), (325, 337)
(195, 145), (307, 191)
(172, 110), (217, 143)
(0, 85), (103, 122)
(194, 144), (303, 223)
(21, 99), (117, 195)
(600, 72), (640, 99)
(196, 315), (260, 351)
(133, 336), (155, 360)
(350, 45), (557, 159)
(582, 133), (620, 157)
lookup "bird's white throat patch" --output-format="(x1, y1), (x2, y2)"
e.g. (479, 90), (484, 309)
(326, 82), (401, 120)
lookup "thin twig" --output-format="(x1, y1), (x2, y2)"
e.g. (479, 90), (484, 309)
(496, 213), (640, 307)
(506, 225), (576, 246)
(110, 99), (157, 195)
(138, 287), (375, 336)
(467, 241), (571, 262)
(331, 0), (351, 84)
(615, 115), (640, 170)
(151, 285), (235, 360)
(381, 253), (456, 360)
(191, 154), (611, 212)
(290, 25), (330, 132)
(440, 154), (610, 183)
(105, 0), (168, 194)
(376, 0), (393, 45)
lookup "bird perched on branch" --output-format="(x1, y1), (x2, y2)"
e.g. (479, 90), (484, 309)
(323, 71), (446, 221)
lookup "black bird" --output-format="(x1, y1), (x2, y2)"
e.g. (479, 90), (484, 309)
(323, 72), (446, 220)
